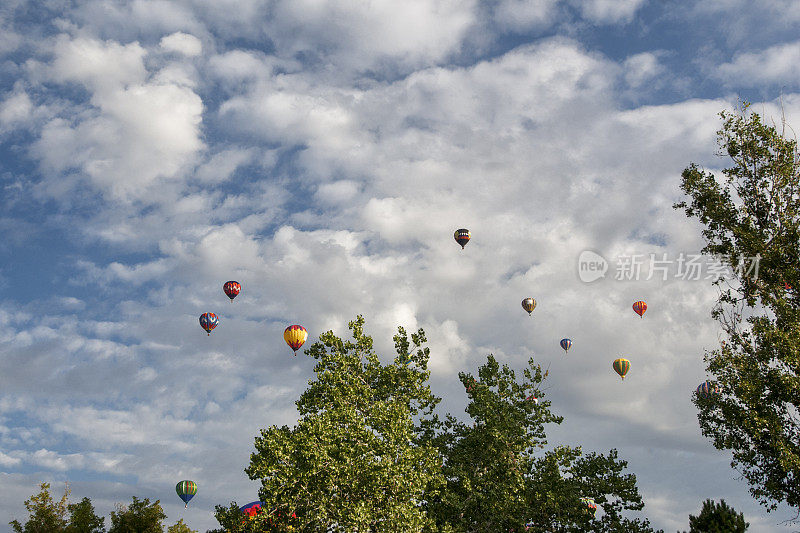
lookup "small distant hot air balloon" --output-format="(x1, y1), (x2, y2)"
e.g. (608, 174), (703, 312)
(632, 300), (647, 318)
(199, 312), (219, 335)
(284, 325), (308, 355)
(223, 281), (241, 302)
(613, 358), (630, 380)
(560, 338), (572, 353)
(240, 501), (265, 519)
(526, 395), (538, 405)
(521, 298), (536, 315)
(176, 480), (197, 508)
(581, 497), (597, 516)
(696, 380), (720, 399)
(454, 228), (470, 249)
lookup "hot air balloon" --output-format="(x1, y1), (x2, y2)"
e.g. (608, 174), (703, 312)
(176, 480), (197, 508)
(526, 395), (538, 405)
(581, 497), (597, 516)
(613, 358), (630, 380)
(696, 380), (720, 399)
(521, 298), (536, 315)
(560, 338), (572, 353)
(240, 501), (264, 519)
(454, 228), (470, 249)
(223, 281), (241, 302)
(199, 312), (219, 335)
(284, 325), (308, 355)
(632, 300), (647, 318)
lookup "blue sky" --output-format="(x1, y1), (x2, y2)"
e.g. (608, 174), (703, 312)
(2, 0), (800, 531)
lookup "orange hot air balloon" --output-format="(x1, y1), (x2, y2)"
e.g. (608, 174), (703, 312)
(632, 300), (647, 318)
(613, 358), (630, 380)
(284, 325), (308, 355)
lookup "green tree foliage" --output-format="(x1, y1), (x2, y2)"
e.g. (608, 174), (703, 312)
(245, 316), (443, 531)
(167, 518), (197, 533)
(430, 356), (659, 533)
(67, 497), (105, 533)
(682, 499), (749, 532)
(108, 497), (166, 533)
(221, 318), (660, 532)
(10, 482), (70, 533)
(676, 105), (800, 511)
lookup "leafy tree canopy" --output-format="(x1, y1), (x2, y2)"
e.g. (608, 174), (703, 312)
(676, 104), (800, 512)
(682, 499), (749, 533)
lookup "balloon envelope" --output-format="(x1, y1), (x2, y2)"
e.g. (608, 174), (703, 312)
(240, 501), (264, 518)
(560, 338), (572, 352)
(696, 380), (720, 399)
(199, 312), (219, 335)
(284, 325), (308, 354)
(521, 298), (536, 315)
(632, 300), (647, 317)
(613, 358), (630, 380)
(454, 228), (470, 249)
(581, 497), (597, 516)
(176, 480), (197, 508)
(223, 281), (241, 301)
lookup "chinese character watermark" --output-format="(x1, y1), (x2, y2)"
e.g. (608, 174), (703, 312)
(577, 251), (761, 283)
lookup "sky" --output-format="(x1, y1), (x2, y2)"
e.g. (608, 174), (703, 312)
(1, 0), (800, 531)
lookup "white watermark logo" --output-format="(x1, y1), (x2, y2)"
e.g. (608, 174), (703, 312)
(578, 250), (609, 283)
(577, 251), (761, 283)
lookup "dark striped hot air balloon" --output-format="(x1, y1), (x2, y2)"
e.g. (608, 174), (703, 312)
(613, 358), (630, 380)
(199, 312), (219, 335)
(696, 380), (720, 399)
(454, 228), (470, 249)
(284, 325), (308, 355)
(560, 338), (572, 353)
(176, 480), (197, 508)
(521, 298), (536, 315)
(632, 300), (647, 318)
(223, 281), (241, 302)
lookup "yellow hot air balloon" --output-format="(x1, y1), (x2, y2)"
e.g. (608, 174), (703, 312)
(284, 325), (308, 355)
(613, 358), (630, 380)
(521, 298), (536, 315)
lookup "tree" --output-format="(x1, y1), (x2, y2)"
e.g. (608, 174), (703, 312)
(108, 497), (165, 533)
(682, 499), (749, 532)
(244, 316), (443, 531)
(429, 356), (660, 533)
(10, 482), (70, 533)
(67, 497), (105, 533)
(167, 518), (197, 533)
(676, 104), (800, 512)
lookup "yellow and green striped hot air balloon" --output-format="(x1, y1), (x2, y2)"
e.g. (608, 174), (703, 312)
(176, 480), (197, 508)
(613, 358), (630, 380)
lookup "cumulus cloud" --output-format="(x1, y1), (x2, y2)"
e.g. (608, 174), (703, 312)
(717, 41), (800, 86)
(570, 0), (645, 24)
(159, 31), (202, 56)
(29, 34), (204, 203)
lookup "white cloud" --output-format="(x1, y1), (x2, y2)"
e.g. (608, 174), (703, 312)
(31, 35), (204, 202)
(570, 0), (645, 24)
(717, 41), (800, 86)
(159, 31), (202, 56)
(623, 52), (666, 88)
(0, 91), (32, 127)
(493, 0), (559, 32)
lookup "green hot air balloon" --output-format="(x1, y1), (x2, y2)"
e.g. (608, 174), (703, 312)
(176, 480), (197, 508)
